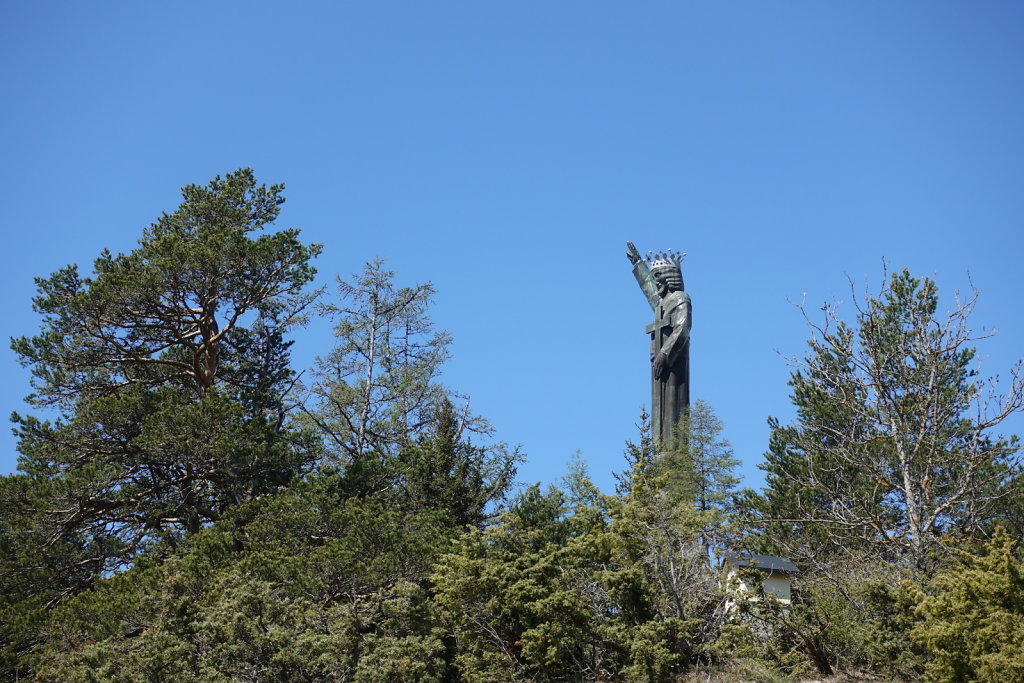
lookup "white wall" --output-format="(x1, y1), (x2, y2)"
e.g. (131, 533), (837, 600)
(727, 569), (793, 605)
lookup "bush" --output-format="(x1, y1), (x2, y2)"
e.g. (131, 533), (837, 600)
(911, 527), (1024, 683)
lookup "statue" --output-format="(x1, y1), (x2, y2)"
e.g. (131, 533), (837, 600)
(626, 241), (691, 448)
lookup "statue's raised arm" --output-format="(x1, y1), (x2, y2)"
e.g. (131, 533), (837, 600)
(627, 241), (659, 310)
(625, 242), (691, 449)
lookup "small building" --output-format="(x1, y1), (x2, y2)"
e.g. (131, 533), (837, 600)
(723, 552), (800, 606)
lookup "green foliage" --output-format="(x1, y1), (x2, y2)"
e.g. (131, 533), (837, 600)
(720, 557), (925, 678)
(29, 472), (458, 681)
(299, 258), (518, 517)
(911, 527), (1024, 683)
(729, 270), (1024, 679)
(302, 258), (457, 463)
(9, 169), (321, 571)
(710, 622), (811, 681)
(13, 399), (507, 679)
(0, 473), (102, 678)
(667, 399), (740, 553)
(399, 398), (518, 528)
(807, 567), (922, 676)
(14, 168), (320, 405)
(670, 400), (740, 510)
(743, 269), (1023, 568)
(9, 196), (1018, 683)
(432, 429), (730, 683)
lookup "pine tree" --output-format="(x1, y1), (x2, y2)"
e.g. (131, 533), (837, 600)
(743, 269), (1024, 568)
(8, 169), (321, 569)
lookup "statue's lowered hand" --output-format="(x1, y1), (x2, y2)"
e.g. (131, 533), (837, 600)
(653, 352), (668, 379)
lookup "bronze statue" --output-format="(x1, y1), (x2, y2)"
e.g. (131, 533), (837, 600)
(626, 241), (691, 448)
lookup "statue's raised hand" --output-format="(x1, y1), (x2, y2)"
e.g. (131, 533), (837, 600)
(626, 241), (642, 265)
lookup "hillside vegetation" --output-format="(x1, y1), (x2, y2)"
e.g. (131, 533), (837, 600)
(3, 171), (1023, 682)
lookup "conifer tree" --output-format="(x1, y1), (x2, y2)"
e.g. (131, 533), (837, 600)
(668, 399), (740, 555)
(744, 269), (1024, 568)
(301, 259), (456, 464)
(399, 397), (517, 527)
(8, 169), (321, 569)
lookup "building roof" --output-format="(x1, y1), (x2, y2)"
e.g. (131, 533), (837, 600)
(724, 552), (799, 575)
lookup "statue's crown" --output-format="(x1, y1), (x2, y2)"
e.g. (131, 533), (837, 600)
(646, 249), (685, 270)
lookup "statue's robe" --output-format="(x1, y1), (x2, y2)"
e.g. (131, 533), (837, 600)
(632, 261), (692, 448)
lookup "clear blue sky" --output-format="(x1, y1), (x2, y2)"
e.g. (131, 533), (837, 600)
(2, 2), (1022, 493)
